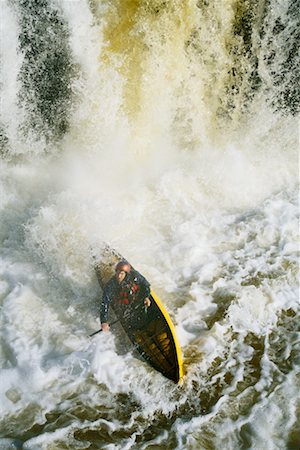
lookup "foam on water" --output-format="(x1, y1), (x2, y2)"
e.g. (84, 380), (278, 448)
(0, 0), (299, 448)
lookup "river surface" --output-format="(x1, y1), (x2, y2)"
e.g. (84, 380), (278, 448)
(0, 1), (299, 449)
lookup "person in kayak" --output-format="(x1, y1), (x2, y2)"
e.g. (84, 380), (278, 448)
(100, 260), (151, 332)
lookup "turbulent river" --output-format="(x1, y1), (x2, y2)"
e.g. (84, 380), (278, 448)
(0, 1), (299, 449)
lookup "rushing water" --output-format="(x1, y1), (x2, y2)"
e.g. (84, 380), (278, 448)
(0, 1), (299, 449)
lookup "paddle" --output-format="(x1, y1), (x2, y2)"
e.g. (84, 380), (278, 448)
(89, 318), (120, 337)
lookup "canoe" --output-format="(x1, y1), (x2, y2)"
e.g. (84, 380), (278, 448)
(94, 247), (183, 383)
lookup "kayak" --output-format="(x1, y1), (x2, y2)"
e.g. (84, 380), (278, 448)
(94, 247), (183, 383)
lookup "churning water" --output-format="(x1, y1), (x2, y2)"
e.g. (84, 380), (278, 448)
(0, 1), (299, 449)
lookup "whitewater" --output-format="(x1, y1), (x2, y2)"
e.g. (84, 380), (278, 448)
(0, 0), (299, 449)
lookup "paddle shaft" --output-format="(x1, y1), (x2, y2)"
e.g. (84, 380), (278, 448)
(89, 318), (120, 337)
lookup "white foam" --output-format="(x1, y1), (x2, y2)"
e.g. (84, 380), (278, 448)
(0, 0), (299, 448)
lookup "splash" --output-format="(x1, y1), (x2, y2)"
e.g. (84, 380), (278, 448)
(0, 0), (299, 449)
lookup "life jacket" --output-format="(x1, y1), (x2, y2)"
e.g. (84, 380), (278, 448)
(116, 277), (140, 306)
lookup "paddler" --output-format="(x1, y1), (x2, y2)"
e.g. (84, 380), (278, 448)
(100, 260), (151, 332)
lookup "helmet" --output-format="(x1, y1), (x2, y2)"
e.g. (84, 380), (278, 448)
(115, 260), (132, 274)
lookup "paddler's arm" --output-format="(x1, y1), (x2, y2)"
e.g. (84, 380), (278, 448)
(100, 280), (113, 331)
(134, 271), (151, 307)
(144, 297), (151, 307)
(101, 322), (110, 332)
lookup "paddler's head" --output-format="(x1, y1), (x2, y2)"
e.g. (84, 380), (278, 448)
(115, 261), (132, 283)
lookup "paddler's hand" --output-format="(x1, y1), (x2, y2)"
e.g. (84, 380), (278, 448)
(144, 297), (151, 308)
(101, 322), (110, 332)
